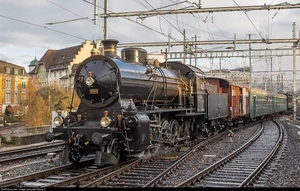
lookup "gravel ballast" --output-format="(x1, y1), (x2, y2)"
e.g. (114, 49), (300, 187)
(264, 117), (300, 188)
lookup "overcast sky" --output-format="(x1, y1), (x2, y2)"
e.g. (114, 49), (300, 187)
(0, 0), (299, 78)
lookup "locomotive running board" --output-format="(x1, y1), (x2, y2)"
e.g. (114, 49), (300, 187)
(175, 113), (205, 117)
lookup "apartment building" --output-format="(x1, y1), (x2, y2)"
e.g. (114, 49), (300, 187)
(0, 60), (29, 117)
(28, 40), (95, 90)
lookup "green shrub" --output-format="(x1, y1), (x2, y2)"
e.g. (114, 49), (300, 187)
(0, 135), (16, 145)
(3, 115), (22, 123)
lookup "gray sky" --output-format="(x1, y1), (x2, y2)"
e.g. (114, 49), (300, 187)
(0, 0), (299, 76)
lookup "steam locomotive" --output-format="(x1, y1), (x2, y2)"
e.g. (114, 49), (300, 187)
(44, 39), (292, 166)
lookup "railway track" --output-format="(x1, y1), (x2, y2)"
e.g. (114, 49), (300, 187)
(0, 131), (219, 188)
(0, 141), (64, 165)
(81, 148), (190, 187)
(0, 151), (98, 188)
(80, 125), (253, 188)
(0, 141), (67, 182)
(40, 137), (209, 188)
(0, 118), (280, 188)
(174, 119), (283, 188)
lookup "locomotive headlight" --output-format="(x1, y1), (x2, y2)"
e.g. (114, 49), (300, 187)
(100, 116), (111, 127)
(100, 110), (111, 127)
(85, 77), (95, 86)
(53, 116), (64, 126)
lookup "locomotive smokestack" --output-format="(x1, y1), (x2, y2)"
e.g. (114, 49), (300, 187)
(101, 39), (119, 58)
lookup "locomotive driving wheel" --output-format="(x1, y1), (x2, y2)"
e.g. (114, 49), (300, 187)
(182, 121), (191, 143)
(169, 119), (180, 145)
(107, 139), (121, 163)
(160, 119), (172, 149)
(161, 119), (171, 141)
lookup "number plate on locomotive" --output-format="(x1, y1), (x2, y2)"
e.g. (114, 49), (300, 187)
(89, 88), (98, 94)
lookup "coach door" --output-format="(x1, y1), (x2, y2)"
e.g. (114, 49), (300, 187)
(242, 88), (249, 116)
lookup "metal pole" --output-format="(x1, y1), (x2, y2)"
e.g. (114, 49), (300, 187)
(219, 58), (221, 77)
(93, 0), (97, 25)
(183, 29), (186, 64)
(292, 22), (297, 120)
(270, 57), (273, 92)
(247, 34), (255, 87)
(194, 35), (197, 66)
(104, 0), (108, 39)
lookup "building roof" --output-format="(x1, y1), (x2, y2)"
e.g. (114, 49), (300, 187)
(0, 60), (29, 76)
(29, 56), (38, 66)
(39, 45), (82, 71)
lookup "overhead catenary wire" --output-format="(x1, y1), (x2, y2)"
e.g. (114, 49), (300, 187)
(45, 17), (89, 25)
(0, 14), (86, 41)
(0, 0), (297, 75)
(232, 0), (271, 49)
(47, 0), (137, 41)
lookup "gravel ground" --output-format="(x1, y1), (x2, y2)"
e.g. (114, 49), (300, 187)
(264, 116), (300, 188)
(158, 122), (262, 187)
(159, 116), (300, 188)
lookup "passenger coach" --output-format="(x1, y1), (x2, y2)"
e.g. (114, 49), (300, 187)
(249, 88), (288, 120)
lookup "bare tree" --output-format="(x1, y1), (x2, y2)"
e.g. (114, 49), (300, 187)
(22, 77), (81, 126)
(23, 94), (49, 126)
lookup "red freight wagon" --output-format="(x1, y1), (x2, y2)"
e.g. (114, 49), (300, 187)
(205, 77), (249, 126)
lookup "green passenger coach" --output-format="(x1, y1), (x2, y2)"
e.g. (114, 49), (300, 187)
(249, 88), (288, 120)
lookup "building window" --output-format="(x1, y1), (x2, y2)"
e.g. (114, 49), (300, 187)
(5, 92), (11, 103)
(21, 81), (26, 89)
(6, 79), (11, 89)
(14, 92), (18, 103)
(6, 67), (10, 74)
(14, 68), (18, 75)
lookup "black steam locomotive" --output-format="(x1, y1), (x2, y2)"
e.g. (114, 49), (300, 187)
(45, 39), (281, 166)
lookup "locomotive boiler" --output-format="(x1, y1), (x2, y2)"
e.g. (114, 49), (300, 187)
(44, 39), (228, 166)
